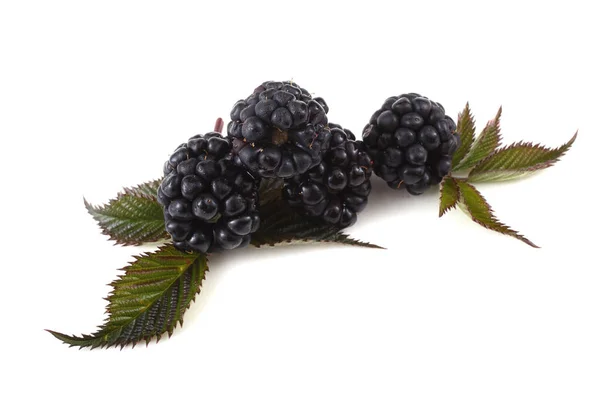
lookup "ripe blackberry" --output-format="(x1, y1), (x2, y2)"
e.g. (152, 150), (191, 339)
(362, 93), (460, 195)
(228, 81), (331, 179)
(283, 124), (373, 228)
(157, 131), (260, 253)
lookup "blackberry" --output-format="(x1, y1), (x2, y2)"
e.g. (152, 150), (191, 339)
(362, 93), (460, 195)
(228, 81), (331, 179)
(283, 124), (373, 228)
(157, 132), (260, 253)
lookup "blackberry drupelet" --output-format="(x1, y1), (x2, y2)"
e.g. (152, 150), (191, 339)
(228, 81), (331, 179)
(157, 132), (260, 253)
(362, 93), (460, 195)
(283, 124), (373, 228)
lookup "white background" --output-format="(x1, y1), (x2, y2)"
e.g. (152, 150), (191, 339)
(1, 1), (599, 399)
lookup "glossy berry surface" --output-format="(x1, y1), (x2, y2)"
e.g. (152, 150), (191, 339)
(284, 124), (373, 228)
(228, 81), (331, 179)
(158, 132), (260, 253)
(362, 93), (460, 194)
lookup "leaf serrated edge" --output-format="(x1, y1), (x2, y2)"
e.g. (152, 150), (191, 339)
(439, 176), (459, 217)
(452, 102), (476, 168)
(455, 180), (539, 248)
(454, 106), (503, 171)
(119, 179), (162, 200)
(467, 132), (578, 182)
(252, 234), (385, 249)
(47, 245), (208, 349)
(83, 197), (169, 246)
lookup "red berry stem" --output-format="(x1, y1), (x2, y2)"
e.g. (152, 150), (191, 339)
(214, 117), (224, 134)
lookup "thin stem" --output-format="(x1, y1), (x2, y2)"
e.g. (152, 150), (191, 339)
(214, 118), (224, 134)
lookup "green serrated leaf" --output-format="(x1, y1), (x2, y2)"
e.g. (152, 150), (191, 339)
(455, 180), (538, 248)
(467, 132), (577, 182)
(455, 107), (503, 171)
(123, 179), (162, 198)
(251, 199), (384, 249)
(439, 176), (459, 217)
(452, 103), (476, 168)
(47, 245), (208, 349)
(85, 180), (168, 245)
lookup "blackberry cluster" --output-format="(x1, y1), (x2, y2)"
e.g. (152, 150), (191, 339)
(157, 132), (260, 253)
(228, 81), (331, 179)
(283, 124), (373, 228)
(362, 93), (460, 195)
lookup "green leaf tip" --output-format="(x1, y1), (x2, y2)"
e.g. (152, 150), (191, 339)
(85, 179), (168, 246)
(47, 245), (209, 349)
(439, 177), (459, 217)
(455, 106), (503, 171)
(467, 131), (577, 182)
(452, 102), (477, 168)
(46, 329), (82, 347)
(455, 180), (538, 248)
